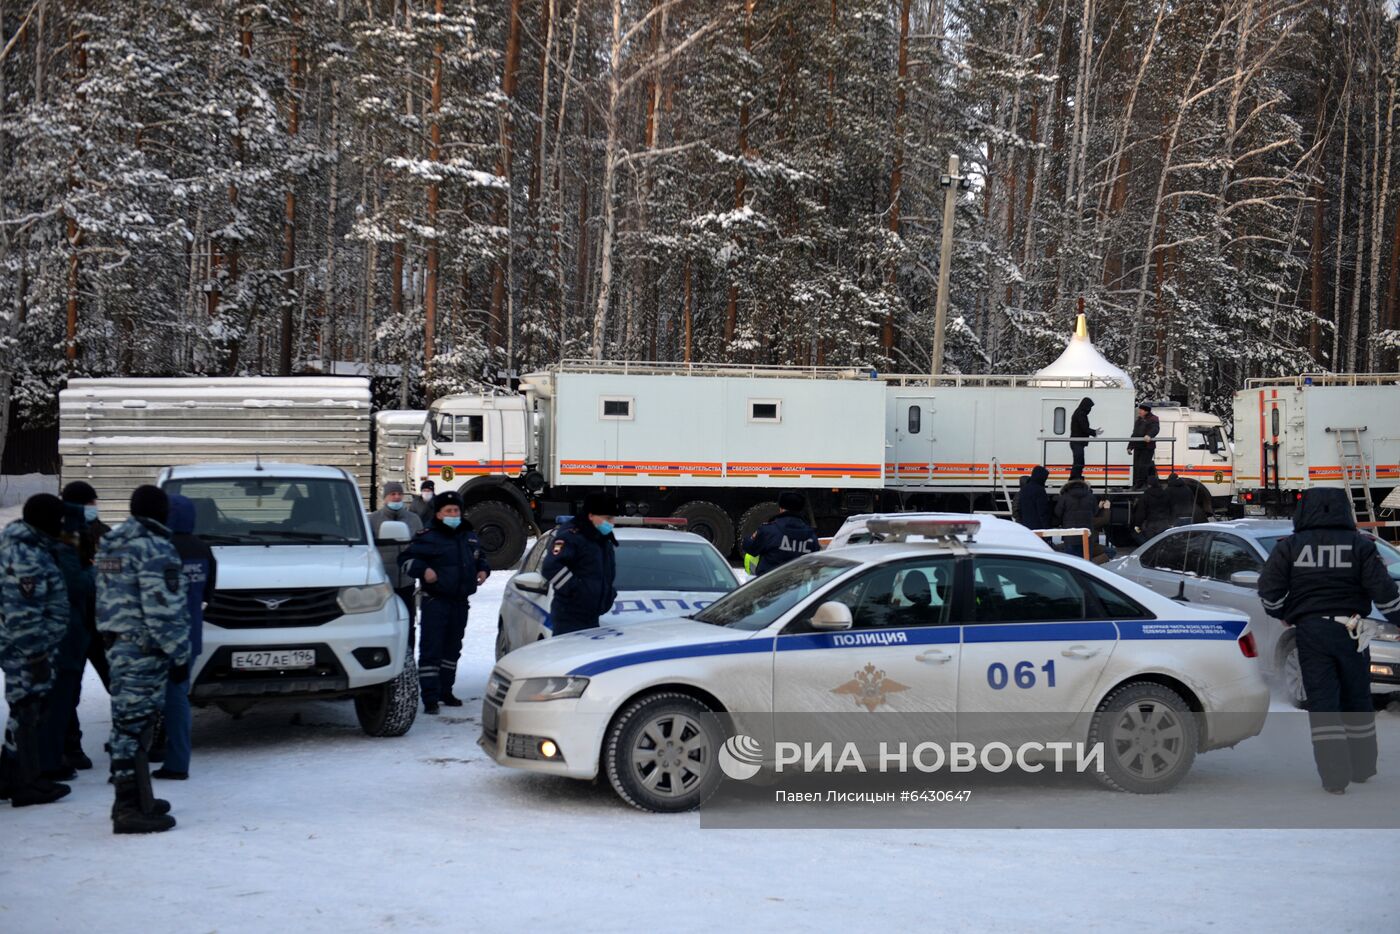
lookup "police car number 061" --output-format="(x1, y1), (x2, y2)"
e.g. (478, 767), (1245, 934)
(231, 649), (316, 670)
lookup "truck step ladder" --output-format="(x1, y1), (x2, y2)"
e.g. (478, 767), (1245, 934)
(989, 459), (1014, 518)
(1328, 427), (1376, 524)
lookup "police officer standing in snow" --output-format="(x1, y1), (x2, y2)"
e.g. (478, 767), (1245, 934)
(1258, 487), (1400, 794)
(0, 494), (72, 807)
(541, 494), (619, 635)
(1128, 403), (1160, 487)
(743, 492), (820, 575)
(96, 485), (189, 832)
(400, 490), (489, 714)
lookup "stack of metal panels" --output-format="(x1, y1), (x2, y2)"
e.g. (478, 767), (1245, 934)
(59, 377), (373, 515)
(373, 410), (427, 509)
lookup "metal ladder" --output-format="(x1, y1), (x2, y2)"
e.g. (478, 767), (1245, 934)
(989, 459), (1014, 517)
(1329, 427), (1376, 524)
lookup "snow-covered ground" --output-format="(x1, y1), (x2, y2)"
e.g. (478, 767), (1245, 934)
(2, 514), (1399, 930)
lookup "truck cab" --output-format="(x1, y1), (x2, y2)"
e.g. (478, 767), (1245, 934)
(1150, 405), (1234, 504)
(406, 394), (537, 569)
(156, 462), (418, 736)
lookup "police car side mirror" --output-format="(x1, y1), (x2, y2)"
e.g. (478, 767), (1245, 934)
(810, 601), (854, 631)
(376, 520), (412, 544)
(513, 572), (549, 595)
(1229, 570), (1261, 589)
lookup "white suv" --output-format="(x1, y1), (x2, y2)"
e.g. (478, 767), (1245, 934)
(158, 462), (418, 736)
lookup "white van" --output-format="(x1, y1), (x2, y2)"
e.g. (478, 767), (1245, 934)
(157, 462), (418, 736)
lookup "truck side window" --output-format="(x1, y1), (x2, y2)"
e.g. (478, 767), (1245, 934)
(749, 399), (782, 422)
(433, 416), (453, 443)
(453, 415), (483, 443)
(908, 405), (921, 434)
(600, 397), (633, 420)
(1053, 407), (1067, 435)
(1189, 426), (1222, 453)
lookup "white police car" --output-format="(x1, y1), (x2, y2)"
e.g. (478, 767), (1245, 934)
(481, 518), (1270, 812)
(495, 518), (742, 659)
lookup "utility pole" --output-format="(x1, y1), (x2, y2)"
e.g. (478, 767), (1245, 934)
(931, 153), (966, 377)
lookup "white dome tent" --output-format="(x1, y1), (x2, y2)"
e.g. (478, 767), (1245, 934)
(1032, 313), (1134, 388)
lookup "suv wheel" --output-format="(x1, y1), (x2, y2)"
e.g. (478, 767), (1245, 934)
(355, 663), (420, 737)
(604, 692), (723, 813)
(1088, 681), (1198, 794)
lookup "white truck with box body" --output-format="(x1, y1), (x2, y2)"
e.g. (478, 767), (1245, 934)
(1231, 374), (1400, 521)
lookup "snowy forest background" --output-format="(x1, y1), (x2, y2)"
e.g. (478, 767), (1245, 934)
(3, 0), (1400, 448)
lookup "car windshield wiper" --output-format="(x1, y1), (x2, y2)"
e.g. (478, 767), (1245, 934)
(246, 530), (357, 544)
(197, 533), (257, 544)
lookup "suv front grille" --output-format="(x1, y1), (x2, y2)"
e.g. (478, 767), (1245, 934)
(206, 588), (342, 629)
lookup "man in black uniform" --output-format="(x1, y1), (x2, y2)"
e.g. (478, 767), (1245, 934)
(1128, 403), (1160, 488)
(1258, 487), (1400, 793)
(541, 494), (619, 636)
(743, 492), (820, 575)
(1068, 398), (1099, 480)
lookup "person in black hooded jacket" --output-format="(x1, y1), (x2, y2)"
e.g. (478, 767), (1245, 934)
(1133, 472), (1174, 541)
(400, 491), (490, 713)
(1068, 398), (1099, 479)
(1013, 466), (1054, 531)
(1259, 487), (1400, 794)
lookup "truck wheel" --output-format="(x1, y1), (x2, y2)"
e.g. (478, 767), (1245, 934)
(672, 501), (736, 556)
(355, 663), (420, 737)
(738, 502), (781, 549)
(1278, 635), (1308, 709)
(604, 692), (724, 813)
(1087, 681), (1198, 794)
(466, 501), (528, 570)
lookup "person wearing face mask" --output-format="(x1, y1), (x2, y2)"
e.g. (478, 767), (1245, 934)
(399, 491), (490, 714)
(541, 494), (620, 637)
(410, 479), (437, 524)
(369, 482), (423, 640)
(59, 481), (111, 770)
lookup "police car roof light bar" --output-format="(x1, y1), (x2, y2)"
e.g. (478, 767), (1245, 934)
(866, 517), (980, 543)
(611, 516), (689, 528)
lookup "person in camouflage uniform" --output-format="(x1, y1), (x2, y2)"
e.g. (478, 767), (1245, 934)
(96, 485), (190, 833)
(0, 494), (72, 807)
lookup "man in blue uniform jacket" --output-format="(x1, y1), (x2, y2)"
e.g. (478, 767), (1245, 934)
(400, 491), (490, 714)
(541, 494), (619, 637)
(743, 492), (819, 576)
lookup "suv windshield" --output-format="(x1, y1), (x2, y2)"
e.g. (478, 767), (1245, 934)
(163, 477), (367, 545)
(615, 541), (736, 592)
(691, 555), (856, 631)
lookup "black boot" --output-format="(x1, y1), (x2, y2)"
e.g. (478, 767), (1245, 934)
(440, 690), (463, 707)
(111, 766), (175, 834)
(10, 706), (70, 807)
(134, 723), (172, 815)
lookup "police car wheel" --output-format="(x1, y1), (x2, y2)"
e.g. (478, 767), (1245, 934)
(494, 619), (511, 660)
(354, 663), (420, 737)
(604, 692), (724, 813)
(1278, 637), (1308, 709)
(1088, 682), (1198, 794)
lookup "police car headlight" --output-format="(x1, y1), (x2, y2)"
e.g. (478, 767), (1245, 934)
(516, 677), (590, 702)
(338, 582), (392, 614)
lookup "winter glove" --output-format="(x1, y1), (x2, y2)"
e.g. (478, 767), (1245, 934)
(169, 660), (190, 684)
(27, 656), (52, 685)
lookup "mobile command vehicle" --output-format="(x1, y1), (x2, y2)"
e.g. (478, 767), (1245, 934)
(497, 517), (743, 658)
(413, 317), (1229, 563)
(480, 518), (1269, 812)
(157, 462), (419, 736)
(1232, 373), (1400, 523)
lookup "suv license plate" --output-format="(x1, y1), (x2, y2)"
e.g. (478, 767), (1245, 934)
(231, 649), (316, 670)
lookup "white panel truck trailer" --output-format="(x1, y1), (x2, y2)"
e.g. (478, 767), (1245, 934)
(1231, 373), (1400, 522)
